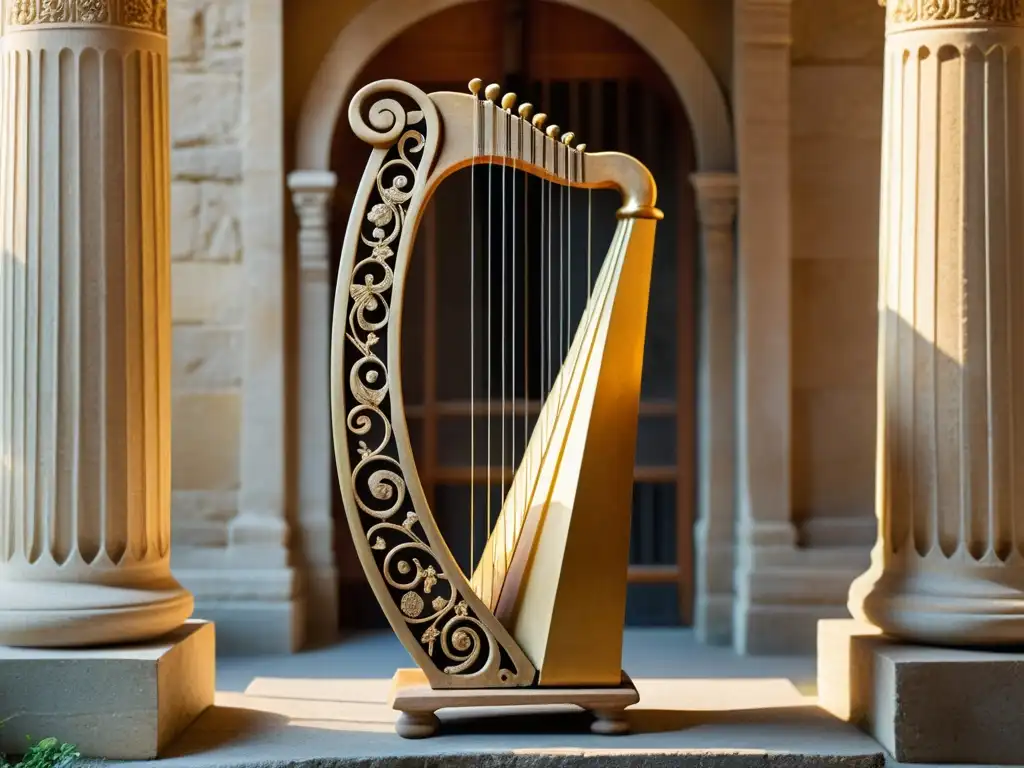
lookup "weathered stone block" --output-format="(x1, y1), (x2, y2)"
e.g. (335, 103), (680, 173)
(171, 262), (244, 324)
(171, 392), (242, 490)
(0, 621), (214, 760)
(199, 182), (242, 261)
(167, 2), (205, 62)
(171, 181), (201, 260)
(819, 618), (1024, 764)
(173, 326), (243, 389)
(172, 146), (243, 182)
(170, 72), (242, 146)
(172, 489), (238, 547)
(206, 0), (246, 49)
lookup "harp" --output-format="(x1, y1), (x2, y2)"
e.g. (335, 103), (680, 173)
(331, 78), (662, 738)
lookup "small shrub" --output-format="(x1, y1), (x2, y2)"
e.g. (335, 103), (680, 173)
(1, 737), (80, 768)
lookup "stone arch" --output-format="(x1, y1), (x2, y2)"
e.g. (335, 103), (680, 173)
(294, 0), (734, 173)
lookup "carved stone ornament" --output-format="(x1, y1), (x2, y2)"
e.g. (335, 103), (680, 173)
(6, 0), (167, 32)
(882, 0), (1023, 26)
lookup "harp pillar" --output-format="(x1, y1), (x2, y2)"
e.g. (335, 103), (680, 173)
(0, 0), (195, 647)
(847, 0), (1024, 647)
(691, 172), (739, 646)
(287, 169), (340, 643)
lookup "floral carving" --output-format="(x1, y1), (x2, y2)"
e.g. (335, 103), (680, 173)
(76, 0), (106, 23)
(37, 0), (69, 22)
(5, 0), (163, 29)
(8, 0), (37, 25)
(152, 0), (165, 32)
(885, 0), (1022, 23)
(122, 0), (151, 27)
(341, 113), (521, 684)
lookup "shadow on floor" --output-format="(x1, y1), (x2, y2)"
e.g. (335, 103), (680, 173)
(161, 707), (289, 758)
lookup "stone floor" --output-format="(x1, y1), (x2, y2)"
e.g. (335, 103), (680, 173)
(90, 629), (998, 767)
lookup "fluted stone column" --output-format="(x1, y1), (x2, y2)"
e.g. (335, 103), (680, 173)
(288, 169), (339, 643)
(691, 172), (739, 646)
(0, 0), (193, 647)
(849, 0), (1024, 646)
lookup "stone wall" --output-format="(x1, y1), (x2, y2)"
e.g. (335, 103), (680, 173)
(790, 0), (884, 546)
(168, 0), (246, 551)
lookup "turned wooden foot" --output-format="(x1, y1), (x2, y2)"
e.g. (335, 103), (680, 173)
(395, 711), (440, 738)
(590, 708), (630, 735)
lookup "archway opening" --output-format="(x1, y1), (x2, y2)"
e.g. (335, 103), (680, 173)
(327, 0), (698, 632)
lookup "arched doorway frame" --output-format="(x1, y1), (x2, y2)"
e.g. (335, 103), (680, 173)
(294, 0), (733, 172)
(286, 0), (740, 645)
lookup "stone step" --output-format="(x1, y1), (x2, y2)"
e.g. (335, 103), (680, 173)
(78, 676), (885, 768)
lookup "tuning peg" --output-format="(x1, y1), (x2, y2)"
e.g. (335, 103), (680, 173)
(468, 78), (483, 97)
(546, 125), (561, 140)
(576, 143), (587, 153)
(501, 93), (517, 111)
(518, 103), (534, 120)
(484, 83), (502, 102)
(561, 132), (575, 146)
(532, 113), (548, 129)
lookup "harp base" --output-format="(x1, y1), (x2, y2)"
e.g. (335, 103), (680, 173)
(389, 668), (639, 739)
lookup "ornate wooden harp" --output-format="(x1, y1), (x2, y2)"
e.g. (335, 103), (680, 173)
(332, 78), (662, 737)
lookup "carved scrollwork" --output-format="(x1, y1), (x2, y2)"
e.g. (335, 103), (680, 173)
(339, 83), (525, 686)
(37, 0), (69, 22)
(5, 0), (163, 30)
(884, 0), (1022, 24)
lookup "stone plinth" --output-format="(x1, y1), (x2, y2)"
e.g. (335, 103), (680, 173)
(0, 621), (214, 760)
(819, 618), (1024, 764)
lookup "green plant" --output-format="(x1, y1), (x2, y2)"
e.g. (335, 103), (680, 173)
(0, 737), (80, 768)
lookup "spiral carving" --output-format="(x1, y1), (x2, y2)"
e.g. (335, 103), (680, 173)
(339, 84), (523, 686)
(347, 80), (435, 149)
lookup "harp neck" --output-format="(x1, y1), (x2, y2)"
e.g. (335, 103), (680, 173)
(348, 81), (663, 221)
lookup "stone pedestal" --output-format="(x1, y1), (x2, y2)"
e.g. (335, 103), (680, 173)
(0, 621), (214, 760)
(848, 2), (1024, 645)
(819, 619), (1024, 764)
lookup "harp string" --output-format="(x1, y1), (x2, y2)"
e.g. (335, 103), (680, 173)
(588, 187), (593, 290)
(561, 143), (569, 409)
(546, 136), (553, 426)
(539, 144), (547, 451)
(469, 90), (479, 576)
(485, 102), (494, 600)
(499, 104), (508, 588)
(566, 141), (572, 396)
(508, 106), (517, 575)
(521, 136), (529, 534)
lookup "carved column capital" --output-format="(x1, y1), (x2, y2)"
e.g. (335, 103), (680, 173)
(691, 172), (740, 231)
(288, 170), (337, 280)
(5, 0), (167, 35)
(880, 0), (1023, 31)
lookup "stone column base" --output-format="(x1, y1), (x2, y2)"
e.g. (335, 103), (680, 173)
(818, 618), (1024, 764)
(0, 620), (214, 760)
